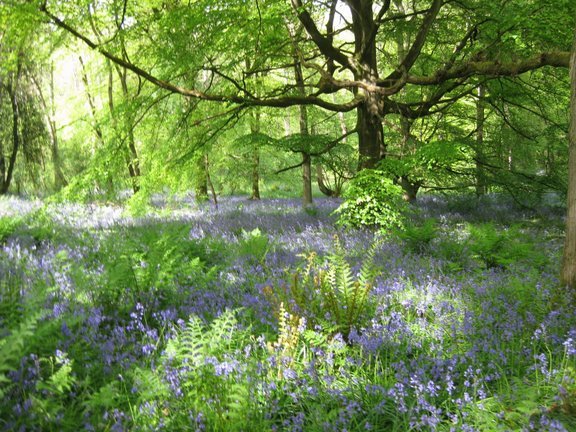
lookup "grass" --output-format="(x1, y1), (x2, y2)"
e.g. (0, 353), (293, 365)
(0, 193), (574, 431)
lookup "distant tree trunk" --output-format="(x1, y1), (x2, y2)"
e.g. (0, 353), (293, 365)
(205, 154), (218, 208)
(0, 72), (21, 194)
(250, 147), (260, 200)
(48, 65), (67, 190)
(194, 152), (209, 202)
(79, 56), (105, 144)
(302, 150), (313, 206)
(115, 64), (141, 194)
(294, 60), (313, 207)
(32, 64), (67, 190)
(298, 98), (313, 207)
(561, 28), (576, 291)
(79, 56), (114, 193)
(475, 84), (487, 196)
(397, 115), (421, 202)
(249, 109), (261, 200)
(289, 23), (314, 207)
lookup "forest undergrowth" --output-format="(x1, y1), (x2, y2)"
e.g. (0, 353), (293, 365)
(0, 194), (575, 431)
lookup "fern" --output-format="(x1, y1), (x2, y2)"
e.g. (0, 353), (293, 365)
(0, 315), (39, 399)
(268, 237), (379, 341)
(395, 218), (438, 254)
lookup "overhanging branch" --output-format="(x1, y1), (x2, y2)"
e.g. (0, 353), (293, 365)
(40, 3), (361, 113)
(406, 52), (570, 85)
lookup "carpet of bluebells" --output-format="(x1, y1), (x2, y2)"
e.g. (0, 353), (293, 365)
(0, 194), (575, 431)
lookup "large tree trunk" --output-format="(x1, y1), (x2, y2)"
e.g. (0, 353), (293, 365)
(350, 0), (385, 170)
(561, 28), (576, 291)
(356, 96), (385, 169)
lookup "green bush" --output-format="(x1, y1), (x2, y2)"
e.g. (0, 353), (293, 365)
(335, 169), (409, 232)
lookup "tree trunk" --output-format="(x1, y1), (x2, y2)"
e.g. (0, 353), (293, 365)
(249, 109), (261, 200)
(116, 65), (141, 194)
(561, 28), (576, 291)
(49, 65), (67, 190)
(250, 147), (260, 200)
(194, 152), (209, 202)
(205, 154), (218, 208)
(350, 0), (385, 170)
(79, 56), (114, 193)
(1, 81), (21, 194)
(475, 84), (487, 196)
(398, 176), (421, 202)
(396, 115), (420, 202)
(356, 96), (385, 169)
(32, 63), (67, 190)
(317, 164), (336, 196)
(302, 151), (313, 206)
(291, 28), (314, 207)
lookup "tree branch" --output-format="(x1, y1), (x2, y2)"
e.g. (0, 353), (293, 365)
(406, 52), (571, 85)
(290, 0), (356, 73)
(40, 3), (362, 113)
(384, 0), (443, 83)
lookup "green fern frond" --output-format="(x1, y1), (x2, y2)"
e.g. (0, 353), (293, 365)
(0, 314), (40, 399)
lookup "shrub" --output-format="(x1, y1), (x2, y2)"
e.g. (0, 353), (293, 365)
(335, 169), (408, 232)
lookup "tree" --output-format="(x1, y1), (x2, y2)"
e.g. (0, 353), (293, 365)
(0, 19), (51, 195)
(561, 26), (576, 291)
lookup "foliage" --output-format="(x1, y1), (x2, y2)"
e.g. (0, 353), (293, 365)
(0, 215), (23, 242)
(92, 222), (216, 312)
(236, 228), (270, 265)
(265, 237), (379, 340)
(394, 218), (438, 254)
(335, 169), (409, 232)
(132, 309), (258, 430)
(467, 223), (548, 269)
(0, 316), (39, 399)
